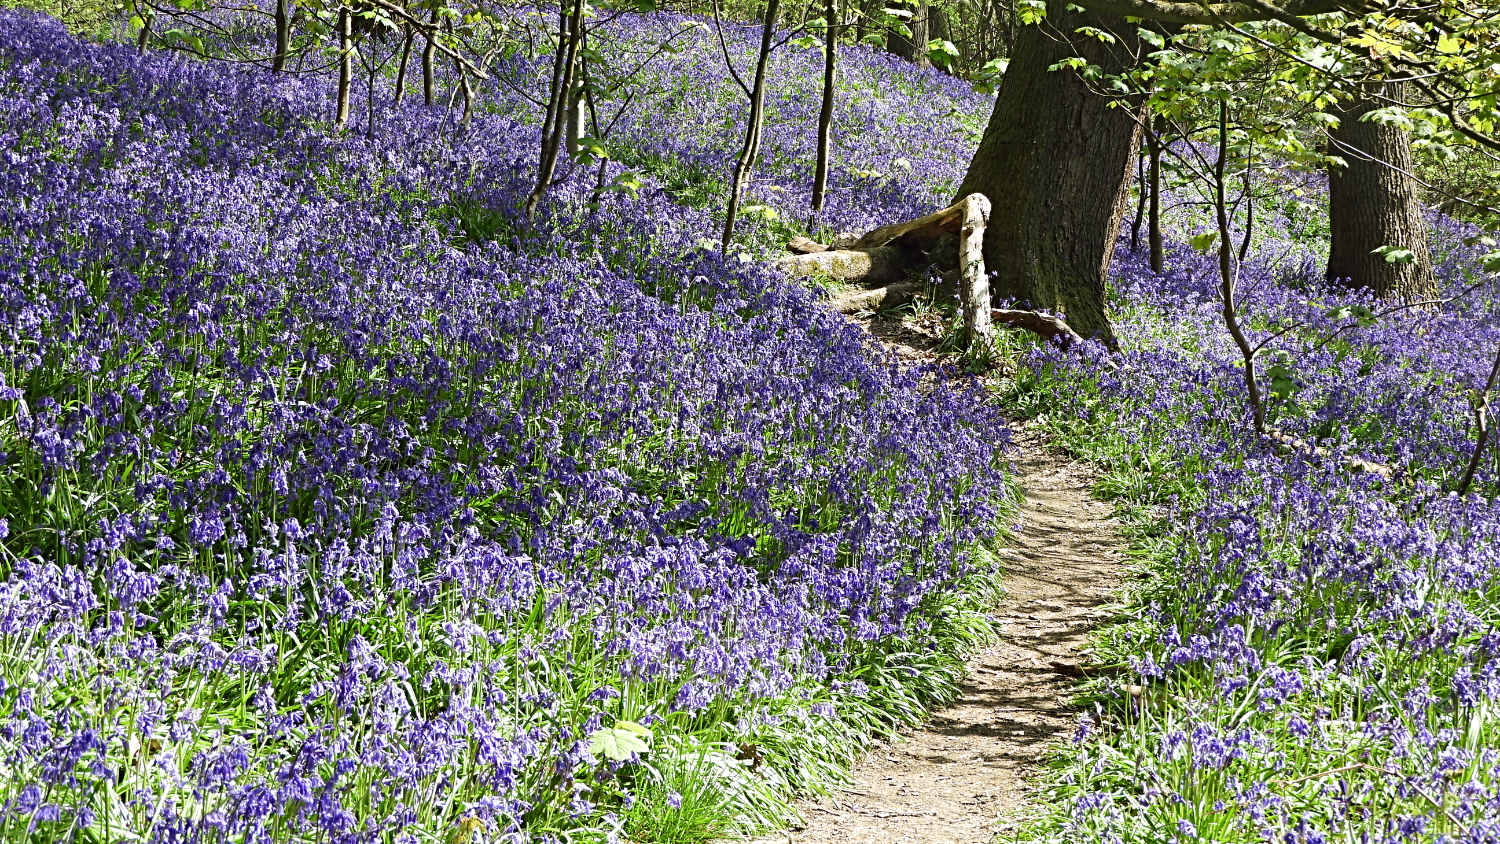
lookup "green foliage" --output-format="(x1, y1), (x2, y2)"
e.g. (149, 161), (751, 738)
(2, 0), (117, 38)
(590, 721), (655, 761)
(437, 195), (518, 244)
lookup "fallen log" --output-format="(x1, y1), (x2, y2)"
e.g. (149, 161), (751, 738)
(777, 245), (907, 285)
(1265, 428), (1394, 479)
(854, 199), (969, 249)
(990, 309), (1086, 348)
(787, 236), (828, 254)
(828, 281), (926, 314)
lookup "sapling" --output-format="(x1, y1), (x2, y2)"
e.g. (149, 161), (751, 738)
(1458, 343), (1500, 496)
(335, 5), (353, 128)
(1210, 99), (1267, 434)
(810, 0), (837, 214)
(524, 0), (586, 219)
(422, 5), (438, 104)
(718, 0), (781, 252)
(393, 22), (414, 103)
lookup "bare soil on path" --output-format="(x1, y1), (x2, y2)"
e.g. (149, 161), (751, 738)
(759, 313), (1128, 843)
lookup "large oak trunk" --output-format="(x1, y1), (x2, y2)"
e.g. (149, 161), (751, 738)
(955, 0), (1144, 346)
(1325, 82), (1436, 301)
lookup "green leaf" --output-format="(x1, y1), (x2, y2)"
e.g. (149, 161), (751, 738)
(589, 721), (652, 761)
(608, 171), (644, 196)
(1483, 251), (1500, 273)
(572, 137), (610, 164)
(1370, 244), (1415, 265)
(1018, 0), (1046, 24)
(741, 204), (778, 222)
(925, 39), (959, 68)
(1189, 231), (1218, 253)
(1327, 304), (1377, 327)
(1266, 364), (1298, 399)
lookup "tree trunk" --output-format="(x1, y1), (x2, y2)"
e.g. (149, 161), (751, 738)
(422, 7), (438, 107)
(525, 0), (585, 218)
(136, 4), (151, 53)
(928, 5), (952, 72)
(272, 0), (290, 72)
(886, 1), (929, 65)
(1148, 116), (1163, 274)
(811, 0), (837, 213)
(335, 7), (352, 129)
(394, 26), (413, 104)
(722, 0), (781, 251)
(954, 0), (1147, 346)
(855, 0), (881, 45)
(565, 51), (586, 157)
(1325, 81), (1436, 300)
(457, 60), (473, 130)
(366, 47), (378, 139)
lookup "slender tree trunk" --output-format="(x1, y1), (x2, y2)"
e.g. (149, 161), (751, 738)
(394, 27), (413, 104)
(1214, 100), (1265, 434)
(457, 60), (473, 130)
(1458, 343), (1500, 496)
(960, 194), (994, 354)
(723, 0), (781, 251)
(335, 7), (353, 129)
(1148, 114), (1163, 274)
(1130, 149), (1146, 251)
(525, 0), (585, 218)
(366, 50), (377, 140)
(565, 41), (586, 156)
(1325, 81), (1436, 300)
(422, 7), (438, 107)
(955, 0), (1148, 346)
(136, 4), (151, 53)
(272, 0), (290, 71)
(811, 0), (837, 214)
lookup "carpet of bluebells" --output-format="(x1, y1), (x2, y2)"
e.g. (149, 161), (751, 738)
(10, 4), (1500, 842)
(0, 11), (1016, 842)
(1015, 187), (1500, 840)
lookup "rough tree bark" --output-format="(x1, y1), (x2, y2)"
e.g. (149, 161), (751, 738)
(1325, 81), (1436, 300)
(886, 1), (929, 65)
(928, 5), (953, 72)
(855, 0), (881, 45)
(954, 0), (1147, 346)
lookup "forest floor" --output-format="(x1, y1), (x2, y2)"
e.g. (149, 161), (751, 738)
(760, 315), (1128, 844)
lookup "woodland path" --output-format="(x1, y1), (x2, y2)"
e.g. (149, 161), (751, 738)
(762, 316), (1128, 844)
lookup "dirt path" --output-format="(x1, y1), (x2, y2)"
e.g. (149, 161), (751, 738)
(767, 425), (1125, 844)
